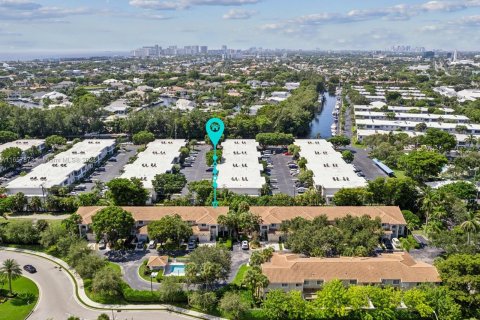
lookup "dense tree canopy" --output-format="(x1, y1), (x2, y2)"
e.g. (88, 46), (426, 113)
(147, 214), (192, 246)
(91, 206), (135, 245)
(106, 178), (149, 205)
(284, 215), (383, 257)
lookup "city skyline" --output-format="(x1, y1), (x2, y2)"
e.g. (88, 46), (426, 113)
(0, 0), (480, 58)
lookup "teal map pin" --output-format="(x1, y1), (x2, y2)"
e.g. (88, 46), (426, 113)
(206, 118), (224, 147)
(206, 118), (225, 208)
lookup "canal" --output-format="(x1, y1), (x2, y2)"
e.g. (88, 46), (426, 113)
(308, 92), (337, 139)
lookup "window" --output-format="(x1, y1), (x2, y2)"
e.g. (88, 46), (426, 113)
(138, 220), (144, 225)
(316, 280), (324, 285)
(304, 280), (309, 285)
(393, 279), (400, 285)
(281, 283), (288, 287)
(296, 283), (302, 287)
(349, 280), (357, 285)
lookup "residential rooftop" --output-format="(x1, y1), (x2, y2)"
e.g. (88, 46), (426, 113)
(262, 252), (440, 285)
(121, 139), (186, 191)
(77, 205), (406, 226)
(216, 139), (265, 195)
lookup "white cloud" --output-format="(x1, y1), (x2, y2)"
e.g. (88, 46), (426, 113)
(222, 9), (256, 19)
(0, 1), (91, 20)
(129, 0), (261, 11)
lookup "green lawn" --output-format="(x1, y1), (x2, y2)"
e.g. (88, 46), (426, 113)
(232, 264), (250, 286)
(105, 262), (122, 275)
(393, 170), (406, 179)
(0, 276), (39, 320)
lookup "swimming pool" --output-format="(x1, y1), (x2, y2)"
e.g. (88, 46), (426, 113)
(165, 263), (186, 276)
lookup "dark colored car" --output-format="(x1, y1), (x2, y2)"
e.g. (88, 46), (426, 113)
(23, 265), (37, 273)
(187, 241), (197, 250)
(382, 239), (394, 252)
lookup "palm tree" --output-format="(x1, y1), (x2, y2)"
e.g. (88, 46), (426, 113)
(421, 187), (440, 235)
(460, 211), (480, 245)
(465, 134), (477, 149)
(0, 259), (22, 295)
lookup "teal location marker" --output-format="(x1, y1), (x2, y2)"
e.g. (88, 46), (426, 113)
(206, 118), (224, 146)
(206, 118), (225, 208)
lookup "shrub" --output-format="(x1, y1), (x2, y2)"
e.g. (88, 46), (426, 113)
(225, 239), (233, 250)
(122, 287), (161, 302)
(156, 269), (164, 282)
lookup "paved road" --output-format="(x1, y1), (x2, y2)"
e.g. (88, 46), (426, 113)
(228, 244), (251, 283)
(0, 251), (194, 320)
(111, 250), (162, 291)
(268, 153), (296, 196)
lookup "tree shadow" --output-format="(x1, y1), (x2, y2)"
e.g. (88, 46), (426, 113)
(10, 292), (37, 306)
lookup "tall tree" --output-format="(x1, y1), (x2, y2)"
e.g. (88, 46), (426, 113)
(242, 266), (269, 302)
(147, 214), (192, 247)
(91, 206), (135, 246)
(0, 258), (22, 295)
(106, 178), (149, 205)
(460, 211), (480, 245)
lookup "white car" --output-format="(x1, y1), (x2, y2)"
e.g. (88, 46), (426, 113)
(392, 238), (401, 249)
(241, 240), (249, 250)
(148, 240), (157, 249)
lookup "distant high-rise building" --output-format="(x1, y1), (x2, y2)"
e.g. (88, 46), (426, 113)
(423, 51), (435, 59)
(453, 50), (458, 61)
(200, 46), (208, 54)
(222, 45), (227, 53)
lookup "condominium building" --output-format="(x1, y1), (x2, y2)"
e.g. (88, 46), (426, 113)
(120, 139), (186, 201)
(262, 252), (440, 298)
(295, 140), (367, 204)
(216, 139), (265, 196)
(7, 139), (115, 197)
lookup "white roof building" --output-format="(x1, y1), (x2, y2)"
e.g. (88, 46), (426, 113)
(0, 139), (45, 154)
(175, 99), (196, 111)
(354, 104), (454, 114)
(216, 139), (265, 196)
(105, 99), (129, 115)
(295, 140), (367, 204)
(356, 119), (480, 136)
(355, 111), (469, 123)
(6, 140), (115, 197)
(121, 139), (186, 198)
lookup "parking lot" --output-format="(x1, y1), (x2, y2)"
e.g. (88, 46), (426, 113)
(264, 151), (297, 196)
(347, 147), (387, 181)
(80, 144), (140, 193)
(180, 144), (211, 194)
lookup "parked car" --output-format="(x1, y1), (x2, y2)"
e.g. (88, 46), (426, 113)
(241, 240), (249, 250)
(148, 240), (157, 249)
(183, 163), (193, 167)
(73, 184), (87, 191)
(288, 164), (298, 169)
(187, 241), (197, 251)
(23, 265), (37, 273)
(357, 172), (366, 177)
(206, 167), (214, 172)
(108, 157), (117, 162)
(96, 167), (106, 172)
(98, 239), (106, 250)
(283, 152), (292, 156)
(382, 238), (394, 252)
(391, 238), (401, 249)
(135, 242), (145, 251)
(296, 187), (306, 194)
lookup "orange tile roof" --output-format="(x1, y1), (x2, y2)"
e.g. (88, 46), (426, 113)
(262, 252), (440, 284)
(77, 206), (405, 226)
(147, 256), (169, 268)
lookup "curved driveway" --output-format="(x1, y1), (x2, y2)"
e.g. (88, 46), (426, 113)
(0, 251), (195, 320)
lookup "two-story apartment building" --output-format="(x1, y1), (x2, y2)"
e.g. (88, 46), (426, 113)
(250, 206), (406, 241)
(77, 206), (406, 243)
(262, 252), (440, 298)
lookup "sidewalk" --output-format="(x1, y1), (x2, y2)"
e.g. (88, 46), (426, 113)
(1, 247), (226, 320)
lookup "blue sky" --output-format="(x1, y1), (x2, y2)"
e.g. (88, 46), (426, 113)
(0, 0), (479, 55)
